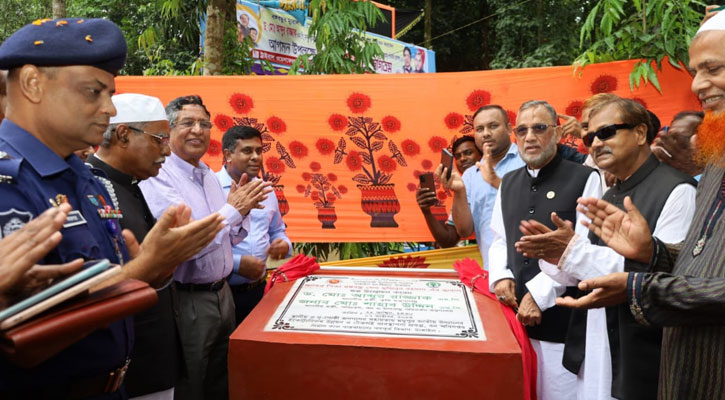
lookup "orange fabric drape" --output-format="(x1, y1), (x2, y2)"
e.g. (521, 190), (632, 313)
(116, 60), (700, 242)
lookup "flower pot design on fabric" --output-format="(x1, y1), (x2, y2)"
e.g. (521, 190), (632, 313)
(317, 206), (337, 229)
(357, 183), (400, 228)
(273, 184), (289, 217)
(301, 164), (344, 229)
(329, 93), (408, 228)
(214, 94), (306, 221)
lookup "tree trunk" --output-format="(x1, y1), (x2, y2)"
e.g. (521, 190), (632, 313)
(424, 0), (432, 49)
(480, 1), (490, 70)
(52, 0), (66, 19)
(204, 0), (226, 76)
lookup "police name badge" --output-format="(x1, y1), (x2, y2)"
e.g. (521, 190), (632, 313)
(63, 210), (88, 228)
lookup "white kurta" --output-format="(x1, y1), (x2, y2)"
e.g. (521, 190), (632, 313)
(539, 183), (696, 400)
(488, 168), (602, 400)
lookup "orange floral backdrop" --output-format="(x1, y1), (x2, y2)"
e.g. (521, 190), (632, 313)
(117, 60), (700, 242)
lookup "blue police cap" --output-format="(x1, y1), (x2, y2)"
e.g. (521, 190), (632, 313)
(0, 18), (127, 75)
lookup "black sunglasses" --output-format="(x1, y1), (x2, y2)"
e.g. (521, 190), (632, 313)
(583, 123), (635, 147)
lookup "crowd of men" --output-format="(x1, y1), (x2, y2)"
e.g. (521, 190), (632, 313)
(0, 7), (723, 400)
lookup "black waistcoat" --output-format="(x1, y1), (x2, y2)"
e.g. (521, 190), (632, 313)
(88, 156), (183, 396)
(562, 155), (696, 399)
(500, 154), (593, 342)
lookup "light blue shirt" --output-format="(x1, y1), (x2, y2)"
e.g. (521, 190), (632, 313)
(216, 167), (292, 285)
(451, 143), (524, 269)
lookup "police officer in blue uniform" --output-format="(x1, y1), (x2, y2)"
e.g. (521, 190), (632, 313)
(0, 18), (225, 399)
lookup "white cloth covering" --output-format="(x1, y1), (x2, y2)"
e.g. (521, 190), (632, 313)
(539, 182), (696, 400)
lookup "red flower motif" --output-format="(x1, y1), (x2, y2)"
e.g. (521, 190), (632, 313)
(377, 155), (397, 173)
(421, 159), (433, 170)
(401, 139), (420, 156)
(412, 170), (422, 179)
(327, 173), (337, 182)
(214, 114), (234, 131)
(326, 193), (337, 204)
(265, 156), (285, 174)
(506, 110), (517, 125)
(288, 141), (308, 158)
(565, 101), (584, 119)
(346, 92), (371, 114)
(266, 116), (286, 134)
(437, 190), (448, 201)
(316, 138), (335, 155)
(328, 114), (347, 131)
(302, 172), (312, 181)
(444, 112), (464, 129)
(381, 115), (401, 132)
(346, 151), (362, 171)
(296, 184), (306, 193)
(577, 141), (589, 155)
(407, 182), (417, 192)
(311, 191), (320, 201)
(631, 97), (648, 109)
(591, 75), (618, 94)
(428, 136), (448, 153)
(338, 185), (348, 194)
(229, 93), (254, 114)
(466, 90), (491, 111)
(310, 161), (321, 172)
(206, 139), (222, 156)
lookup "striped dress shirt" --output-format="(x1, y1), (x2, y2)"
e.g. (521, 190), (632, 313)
(627, 164), (725, 400)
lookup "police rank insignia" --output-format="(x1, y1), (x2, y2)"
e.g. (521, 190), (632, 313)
(0, 208), (33, 239)
(49, 193), (68, 207)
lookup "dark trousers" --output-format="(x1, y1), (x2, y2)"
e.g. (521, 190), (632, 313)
(230, 280), (265, 326)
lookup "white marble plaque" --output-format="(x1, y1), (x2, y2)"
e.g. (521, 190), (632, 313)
(265, 275), (485, 340)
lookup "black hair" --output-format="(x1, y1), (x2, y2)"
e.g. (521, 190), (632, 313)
(472, 105), (509, 125)
(222, 125), (262, 152)
(452, 135), (480, 154)
(672, 110), (705, 122)
(646, 110), (660, 144)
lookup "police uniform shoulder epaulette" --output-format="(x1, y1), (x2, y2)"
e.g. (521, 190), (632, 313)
(0, 151), (23, 184)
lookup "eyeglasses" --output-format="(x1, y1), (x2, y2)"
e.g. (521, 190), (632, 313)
(583, 123), (635, 147)
(514, 123), (555, 137)
(175, 119), (213, 130)
(127, 126), (170, 146)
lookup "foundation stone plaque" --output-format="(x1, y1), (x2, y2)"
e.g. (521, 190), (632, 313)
(264, 275), (485, 340)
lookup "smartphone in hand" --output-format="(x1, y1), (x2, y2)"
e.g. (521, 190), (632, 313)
(440, 148), (454, 180)
(419, 172), (436, 194)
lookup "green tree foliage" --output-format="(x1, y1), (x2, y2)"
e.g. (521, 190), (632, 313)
(0, 0), (51, 42)
(386, 0), (594, 71)
(289, 0), (386, 74)
(488, 0), (592, 69)
(577, 0), (706, 91)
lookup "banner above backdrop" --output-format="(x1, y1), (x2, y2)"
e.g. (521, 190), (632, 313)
(230, 0), (435, 74)
(116, 60), (700, 243)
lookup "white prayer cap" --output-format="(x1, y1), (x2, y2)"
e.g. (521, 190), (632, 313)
(698, 10), (725, 34)
(110, 93), (167, 124)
